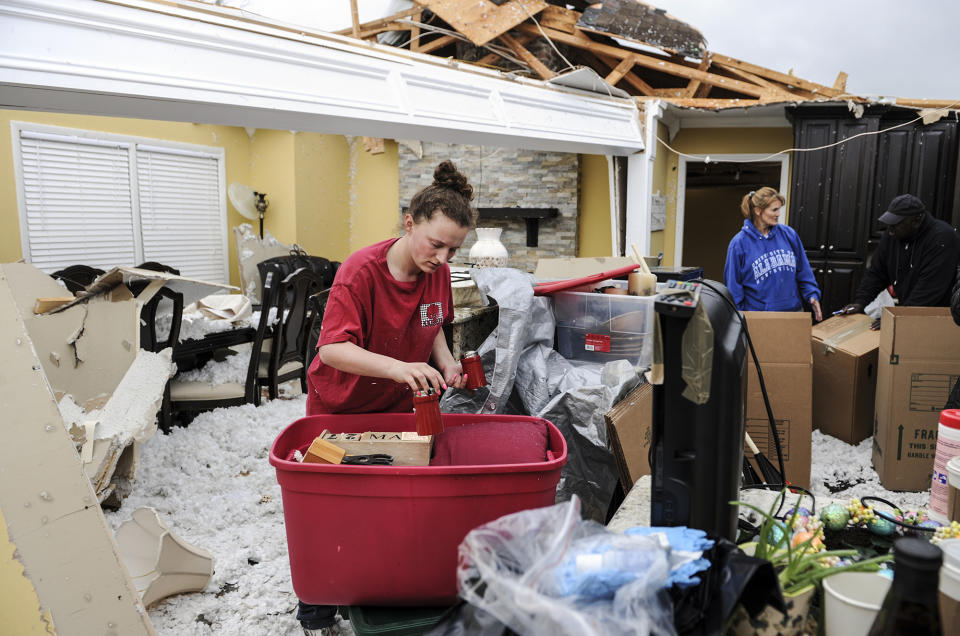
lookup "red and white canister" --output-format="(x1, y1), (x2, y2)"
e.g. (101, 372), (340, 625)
(931, 409), (960, 523)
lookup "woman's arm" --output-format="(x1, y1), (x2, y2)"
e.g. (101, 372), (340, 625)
(318, 340), (448, 393)
(431, 330), (467, 389)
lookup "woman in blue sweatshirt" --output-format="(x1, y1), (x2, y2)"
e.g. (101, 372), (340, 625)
(723, 187), (823, 321)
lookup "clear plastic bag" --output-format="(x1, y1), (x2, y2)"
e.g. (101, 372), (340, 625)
(457, 496), (677, 636)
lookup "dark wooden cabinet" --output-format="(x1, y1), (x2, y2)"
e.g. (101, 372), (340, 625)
(788, 105), (958, 314)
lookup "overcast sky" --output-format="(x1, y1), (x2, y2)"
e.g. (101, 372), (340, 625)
(239, 0), (959, 101)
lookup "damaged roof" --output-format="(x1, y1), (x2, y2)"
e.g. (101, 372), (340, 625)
(332, 0), (955, 111)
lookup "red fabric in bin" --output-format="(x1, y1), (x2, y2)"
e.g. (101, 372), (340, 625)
(430, 419), (549, 466)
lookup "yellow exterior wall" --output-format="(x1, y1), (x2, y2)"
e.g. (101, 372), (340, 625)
(0, 110), (251, 286)
(577, 154), (612, 256)
(0, 508), (54, 634)
(348, 138), (399, 254)
(660, 126), (793, 266)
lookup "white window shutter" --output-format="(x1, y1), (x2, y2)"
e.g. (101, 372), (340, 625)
(136, 145), (227, 283)
(18, 132), (137, 272)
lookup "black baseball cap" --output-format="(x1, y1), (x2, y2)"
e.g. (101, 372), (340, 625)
(878, 194), (926, 225)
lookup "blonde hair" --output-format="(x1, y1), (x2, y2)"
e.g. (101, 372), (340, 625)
(741, 187), (785, 219)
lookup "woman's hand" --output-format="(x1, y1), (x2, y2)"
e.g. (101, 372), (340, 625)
(440, 360), (467, 389)
(388, 361), (448, 394)
(810, 297), (823, 322)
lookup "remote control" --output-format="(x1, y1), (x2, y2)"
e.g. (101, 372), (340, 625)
(654, 280), (701, 318)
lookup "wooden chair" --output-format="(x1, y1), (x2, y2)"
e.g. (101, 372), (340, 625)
(264, 267), (325, 400)
(140, 286), (183, 353)
(167, 270), (278, 422)
(51, 264), (105, 294)
(305, 288), (331, 370)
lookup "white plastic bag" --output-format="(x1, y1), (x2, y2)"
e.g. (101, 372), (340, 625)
(457, 496), (676, 636)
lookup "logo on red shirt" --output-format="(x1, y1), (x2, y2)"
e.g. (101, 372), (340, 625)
(420, 302), (443, 327)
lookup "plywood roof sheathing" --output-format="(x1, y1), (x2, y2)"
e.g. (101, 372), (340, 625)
(416, 0), (548, 47)
(537, 4), (580, 34)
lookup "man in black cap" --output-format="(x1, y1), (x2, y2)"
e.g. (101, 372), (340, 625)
(841, 194), (960, 318)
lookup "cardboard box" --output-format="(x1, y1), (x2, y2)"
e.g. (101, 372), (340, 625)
(811, 314), (880, 443)
(743, 312), (813, 488)
(872, 307), (960, 491)
(604, 382), (653, 490)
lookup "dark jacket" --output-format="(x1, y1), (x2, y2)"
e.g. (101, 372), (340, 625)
(854, 213), (960, 308)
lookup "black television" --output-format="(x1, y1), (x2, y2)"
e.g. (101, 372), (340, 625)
(650, 280), (747, 540)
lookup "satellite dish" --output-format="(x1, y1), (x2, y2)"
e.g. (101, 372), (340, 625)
(228, 182), (258, 221)
(228, 182), (268, 238)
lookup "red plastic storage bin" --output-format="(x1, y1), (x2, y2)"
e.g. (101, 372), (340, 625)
(269, 413), (567, 606)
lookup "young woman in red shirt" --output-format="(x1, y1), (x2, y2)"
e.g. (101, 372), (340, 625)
(306, 160), (476, 415)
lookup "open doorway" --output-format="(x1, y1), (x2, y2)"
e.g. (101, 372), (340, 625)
(677, 157), (789, 281)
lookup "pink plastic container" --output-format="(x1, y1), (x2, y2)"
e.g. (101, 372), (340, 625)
(269, 413), (567, 606)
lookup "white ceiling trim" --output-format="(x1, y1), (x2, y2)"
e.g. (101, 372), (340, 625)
(0, 0), (645, 155)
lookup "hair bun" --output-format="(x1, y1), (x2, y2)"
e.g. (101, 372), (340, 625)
(433, 160), (474, 201)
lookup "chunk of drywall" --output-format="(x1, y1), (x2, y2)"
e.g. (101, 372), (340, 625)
(0, 269), (154, 634)
(2, 262), (72, 317)
(0, 508), (54, 634)
(233, 223), (293, 303)
(25, 295), (139, 407)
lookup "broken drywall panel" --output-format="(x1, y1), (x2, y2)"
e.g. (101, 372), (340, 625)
(417, 0), (548, 46)
(55, 266), (235, 313)
(0, 271), (154, 634)
(26, 295), (140, 407)
(1, 263), (72, 318)
(577, 0), (706, 59)
(0, 507), (55, 634)
(233, 223), (294, 303)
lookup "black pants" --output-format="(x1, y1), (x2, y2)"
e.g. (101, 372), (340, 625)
(296, 603), (338, 630)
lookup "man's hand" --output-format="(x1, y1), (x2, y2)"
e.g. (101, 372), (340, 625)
(839, 303), (864, 316)
(870, 318), (881, 331)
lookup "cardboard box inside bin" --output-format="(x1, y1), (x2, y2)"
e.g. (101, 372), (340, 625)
(604, 382), (653, 490)
(872, 307), (960, 491)
(743, 312), (812, 488)
(811, 314), (880, 443)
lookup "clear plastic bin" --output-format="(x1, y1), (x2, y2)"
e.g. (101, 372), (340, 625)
(552, 281), (659, 367)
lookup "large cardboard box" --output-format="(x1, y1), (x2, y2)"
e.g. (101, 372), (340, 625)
(604, 382), (653, 490)
(811, 315), (880, 443)
(872, 307), (960, 491)
(743, 312), (813, 488)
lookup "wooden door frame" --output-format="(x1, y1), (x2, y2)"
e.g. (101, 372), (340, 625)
(675, 153), (791, 266)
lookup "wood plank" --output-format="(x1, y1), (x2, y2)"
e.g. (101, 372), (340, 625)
(409, 10), (421, 52)
(501, 32), (555, 79)
(680, 55), (711, 97)
(714, 62), (798, 102)
(537, 4), (581, 34)
(894, 98), (960, 109)
(474, 33), (536, 67)
(595, 52), (654, 96)
(833, 71), (848, 92)
(416, 0), (548, 47)
(693, 81), (712, 99)
(656, 97), (762, 108)
(33, 297), (75, 314)
(605, 57), (636, 86)
(349, 0), (360, 38)
(517, 24), (768, 98)
(418, 34), (457, 54)
(710, 52), (841, 97)
(332, 6), (422, 36)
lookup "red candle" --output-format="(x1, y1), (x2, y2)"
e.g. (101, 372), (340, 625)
(413, 388), (444, 435)
(461, 350), (487, 390)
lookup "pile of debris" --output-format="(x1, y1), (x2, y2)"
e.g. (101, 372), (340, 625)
(335, 0), (947, 110)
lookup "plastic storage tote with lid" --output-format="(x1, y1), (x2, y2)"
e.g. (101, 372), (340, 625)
(269, 412), (567, 606)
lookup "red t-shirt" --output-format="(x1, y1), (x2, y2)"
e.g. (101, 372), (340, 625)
(306, 238), (454, 414)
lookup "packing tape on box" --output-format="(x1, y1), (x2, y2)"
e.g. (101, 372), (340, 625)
(821, 319), (873, 354)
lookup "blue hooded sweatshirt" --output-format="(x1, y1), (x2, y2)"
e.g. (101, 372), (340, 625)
(723, 220), (820, 311)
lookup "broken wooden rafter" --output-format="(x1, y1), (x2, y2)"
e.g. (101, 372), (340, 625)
(349, 0), (360, 38)
(536, 4), (580, 35)
(709, 52), (841, 97)
(594, 52), (654, 96)
(517, 23), (768, 99)
(833, 71), (848, 92)
(474, 32), (536, 67)
(501, 32), (555, 79)
(418, 33), (457, 54)
(605, 56), (636, 87)
(415, 0), (548, 47)
(410, 10), (422, 52)
(714, 62), (800, 102)
(680, 55), (711, 98)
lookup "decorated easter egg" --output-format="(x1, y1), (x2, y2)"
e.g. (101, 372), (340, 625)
(820, 503), (850, 531)
(919, 519), (943, 531)
(867, 515), (896, 536)
(786, 507), (812, 519)
(762, 524), (786, 547)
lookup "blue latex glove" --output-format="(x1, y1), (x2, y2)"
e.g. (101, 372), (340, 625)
(625, 526), (714, 588)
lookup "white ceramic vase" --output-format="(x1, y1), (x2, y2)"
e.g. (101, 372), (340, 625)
(469, 227), (509, 268)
